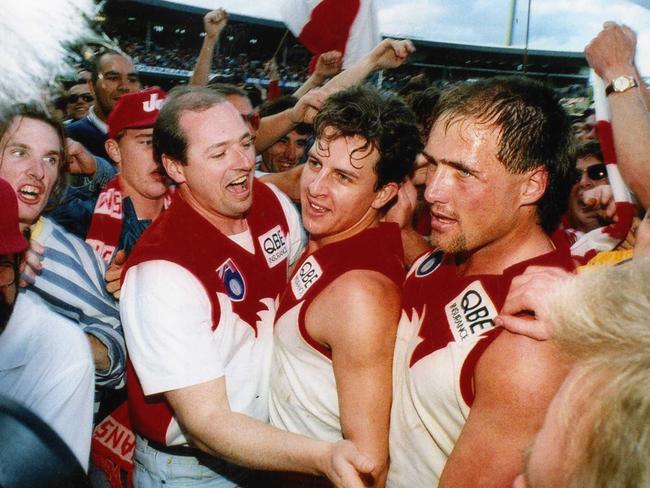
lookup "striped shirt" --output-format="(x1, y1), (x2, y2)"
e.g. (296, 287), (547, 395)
(27, 217), (125, 390)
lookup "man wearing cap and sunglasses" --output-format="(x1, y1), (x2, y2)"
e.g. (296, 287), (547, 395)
(0, 177), (94, 471)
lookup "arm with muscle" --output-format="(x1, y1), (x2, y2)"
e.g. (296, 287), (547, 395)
(439, 331), (571, 488)
(307, 270), (402, 487)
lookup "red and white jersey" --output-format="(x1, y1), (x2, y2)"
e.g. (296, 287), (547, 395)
(269, 223), (404, 441)
(120, 181), (302, 446)
(388, 246), (574, 487)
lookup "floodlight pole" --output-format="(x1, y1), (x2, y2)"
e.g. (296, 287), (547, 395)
(505, 0), (517, 46)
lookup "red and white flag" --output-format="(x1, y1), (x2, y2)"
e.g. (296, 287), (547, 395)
(281, 0), (380, 69)
(570, 70), (636, 262)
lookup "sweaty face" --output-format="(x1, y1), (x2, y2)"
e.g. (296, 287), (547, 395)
(300, 128), (389, 247)
(91, 54), (141, 120)
(423, 117), (530, 255)
(567, 155), (609, 233)
(66, 83), (93, 120)
(261, 130), (309, 173)
(0, 117), (62, 231)
(111, 128), (167, 201)
(169, 103), (256, 229)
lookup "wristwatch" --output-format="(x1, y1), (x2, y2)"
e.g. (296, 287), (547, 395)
(605, 75), (639, 96)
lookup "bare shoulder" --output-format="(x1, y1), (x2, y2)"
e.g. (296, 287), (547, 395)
(306, 270), (401, 349)
(474, 329), (571, 411)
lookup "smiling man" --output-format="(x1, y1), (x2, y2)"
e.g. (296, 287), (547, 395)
(268, 85), (422, 487)
(120, 86), (376, 487)
(388, 77), (577, 488)
(67, 51), (141, 160)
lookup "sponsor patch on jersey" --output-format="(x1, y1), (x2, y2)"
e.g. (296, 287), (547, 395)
(415, 250), (444, 277)
(258, 225), (289, 269)
(291, 255), (322, 300)
(445, 280), (498, 343)
(216, 258), (246, 302)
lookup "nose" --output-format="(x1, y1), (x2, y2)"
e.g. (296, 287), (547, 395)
(307, 169), (328, 197)
(285, 141), (297, 162)
(424, 164), (451, 205)
(233, 144), (255, 171)
(578, 171), (593, 190)
(27, 157), (46, 180)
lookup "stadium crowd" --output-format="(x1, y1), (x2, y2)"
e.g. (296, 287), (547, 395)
(1, 6), (649, 488)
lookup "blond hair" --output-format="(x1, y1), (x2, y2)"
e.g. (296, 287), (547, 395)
(546, 257), (650, 488)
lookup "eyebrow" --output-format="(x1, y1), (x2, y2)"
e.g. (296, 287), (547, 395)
(203, 132), (251, 154)
(421, 150), (475, 174)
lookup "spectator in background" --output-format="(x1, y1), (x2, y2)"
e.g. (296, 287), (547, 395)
(67, 51), (141, 160)
(65, 82), (94, 123)
(0, 176), (94, 472)
(565, 141), (610, 234)
(585, 22), (650, 210)
(257, 95), (311, 175)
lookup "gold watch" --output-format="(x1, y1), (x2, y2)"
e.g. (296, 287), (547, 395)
(605, 75), (638, 96)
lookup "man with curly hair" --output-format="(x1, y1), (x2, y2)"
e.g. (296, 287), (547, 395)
(268, 85), (422, 487)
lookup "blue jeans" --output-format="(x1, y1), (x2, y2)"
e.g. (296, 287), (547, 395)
(133, 435), (253, 487)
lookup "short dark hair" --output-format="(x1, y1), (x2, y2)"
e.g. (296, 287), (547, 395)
(0, 104), (67, 208)
(431, 76), (575, 233)
(573, 140), (603, 163)
(313, 85), (422, 192)
(91, 51), (132, 84)
(259, 95), (311, 136)
(153, 86), (225, 167)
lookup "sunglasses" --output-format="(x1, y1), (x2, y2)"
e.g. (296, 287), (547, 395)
(68, 93), (94, 103)
(580, 163), (608, 181)
(241, 112), (260, 131)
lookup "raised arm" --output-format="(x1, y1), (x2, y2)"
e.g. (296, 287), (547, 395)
(439, 331), (570, 488)
(585, 22), (650, 208)
(294, 50), (343, 99)
(307, 270), (402, 486)
(189, 9), (229, 86)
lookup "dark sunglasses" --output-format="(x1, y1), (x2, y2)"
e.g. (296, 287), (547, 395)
(580, 163), (608, 181)
(68, 93), (94, 103)
(241, 112), (260, 131)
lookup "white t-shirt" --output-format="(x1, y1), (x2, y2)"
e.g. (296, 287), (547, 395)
(0, 291), (95, 471)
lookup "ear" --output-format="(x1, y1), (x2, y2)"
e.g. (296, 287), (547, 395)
(162, 155), (186, 184)
(520, 166), (548, 206)
(87, 79), (96, 96)
(105, 139), (122, 171)
(371, 181), (399, 210)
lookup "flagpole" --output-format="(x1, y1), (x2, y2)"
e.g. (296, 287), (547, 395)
(272, 29), (290, 60)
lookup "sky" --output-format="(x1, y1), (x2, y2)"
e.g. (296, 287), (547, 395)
(169, 0), (650, 74)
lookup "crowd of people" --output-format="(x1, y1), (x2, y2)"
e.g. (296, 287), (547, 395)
(1, 7), (649, 488)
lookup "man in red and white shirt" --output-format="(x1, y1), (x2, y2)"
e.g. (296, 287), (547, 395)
(120, 86), (375, 488)
(388, 77), (577, 488)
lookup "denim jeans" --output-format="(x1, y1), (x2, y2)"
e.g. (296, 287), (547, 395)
(133, 435), (253, 487)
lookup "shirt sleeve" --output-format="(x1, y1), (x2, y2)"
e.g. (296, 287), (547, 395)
(266, 183), (306, 265)
(120, 260), (225, 395)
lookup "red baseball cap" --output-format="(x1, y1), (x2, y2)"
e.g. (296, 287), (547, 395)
(108, 87), (167, 140)
(0, 178), (29, 255)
